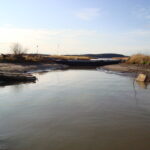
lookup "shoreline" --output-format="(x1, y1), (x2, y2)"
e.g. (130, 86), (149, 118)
(101, 63), (150, 73)
(0, 63), (68, 85)
(0, 63), (68, 73)
(0, 62), (150, 86)
(100, 63), (150, 83)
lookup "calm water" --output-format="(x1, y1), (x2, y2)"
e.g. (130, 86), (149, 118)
(0, 69), (150, 150)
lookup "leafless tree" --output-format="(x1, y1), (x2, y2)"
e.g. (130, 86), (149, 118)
(11, 43), (27, 56)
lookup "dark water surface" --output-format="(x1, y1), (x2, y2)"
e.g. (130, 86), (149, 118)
(0, 70), (150, 150)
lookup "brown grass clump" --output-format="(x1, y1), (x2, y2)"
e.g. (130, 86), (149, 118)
(127, 54), (150, 65)
(0, 54), (17, 62)
(0, 54), (52, 63)
(24, 55), (43, 62)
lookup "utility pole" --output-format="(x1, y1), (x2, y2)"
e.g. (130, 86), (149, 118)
(36, 45), (39, 54)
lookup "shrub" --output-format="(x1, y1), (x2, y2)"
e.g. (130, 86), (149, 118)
(11, 43), (27, 56)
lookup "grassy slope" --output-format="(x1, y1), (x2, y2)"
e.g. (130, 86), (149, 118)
(127, 54), (150, 65)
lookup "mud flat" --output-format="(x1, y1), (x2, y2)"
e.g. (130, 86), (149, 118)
(0, 63), (68, 73)
(101, 63), (150, 73)
(100, 63), (150, 83)
(0, 63), (68, 85)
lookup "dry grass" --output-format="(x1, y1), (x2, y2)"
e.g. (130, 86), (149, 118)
(24, 55), (45, 62)
(48, 55), (92, 60)
(127, 54), (150, 65)
(0, 55), (17, 62)
(0, 54), (91, 63)
(0, 54), (50, 63)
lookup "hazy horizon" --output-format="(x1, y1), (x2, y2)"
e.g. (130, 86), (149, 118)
(1, 0), (150, 55)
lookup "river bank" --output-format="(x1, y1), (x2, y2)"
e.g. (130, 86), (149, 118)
(101, 63), (150, 73)
(0, 63), (68, 85)
(0, 63), (68, 73)
(100, 63), (150, 83)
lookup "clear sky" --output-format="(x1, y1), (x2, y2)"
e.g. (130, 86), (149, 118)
(0, 0), (150, 55)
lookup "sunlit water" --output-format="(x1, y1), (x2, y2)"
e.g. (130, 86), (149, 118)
(0, 69), (150, 150)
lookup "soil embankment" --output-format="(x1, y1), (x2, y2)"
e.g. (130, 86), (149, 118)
(0, 63), (68, 73)
(101, 63), (150, 82)
(0, 63), (68, 85)
(101, 63), (150, 73)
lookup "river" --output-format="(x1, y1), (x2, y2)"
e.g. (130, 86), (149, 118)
(0, 69), (150, 150)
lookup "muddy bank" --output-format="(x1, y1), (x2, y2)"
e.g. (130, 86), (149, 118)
(99, 63), (150, 83)
(0, 63), (68, 73)
(0, 63), (68, 86)
(0, 72), (37, 83)
(55, 59), (121, 67)
(101, 63), (150, 73)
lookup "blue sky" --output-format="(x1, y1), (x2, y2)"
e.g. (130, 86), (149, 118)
(0, 0), (150, 54)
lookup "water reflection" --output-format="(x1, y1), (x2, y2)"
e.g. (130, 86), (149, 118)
(0, 81), (36, 88)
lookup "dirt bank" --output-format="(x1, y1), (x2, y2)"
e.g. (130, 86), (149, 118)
(0, 63), (68, 73)
(101, 63), (150, 73)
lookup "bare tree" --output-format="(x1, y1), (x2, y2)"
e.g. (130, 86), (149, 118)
(11, 43), (27, 56)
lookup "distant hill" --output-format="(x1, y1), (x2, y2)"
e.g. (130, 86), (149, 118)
(67, 53), (127, 58)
